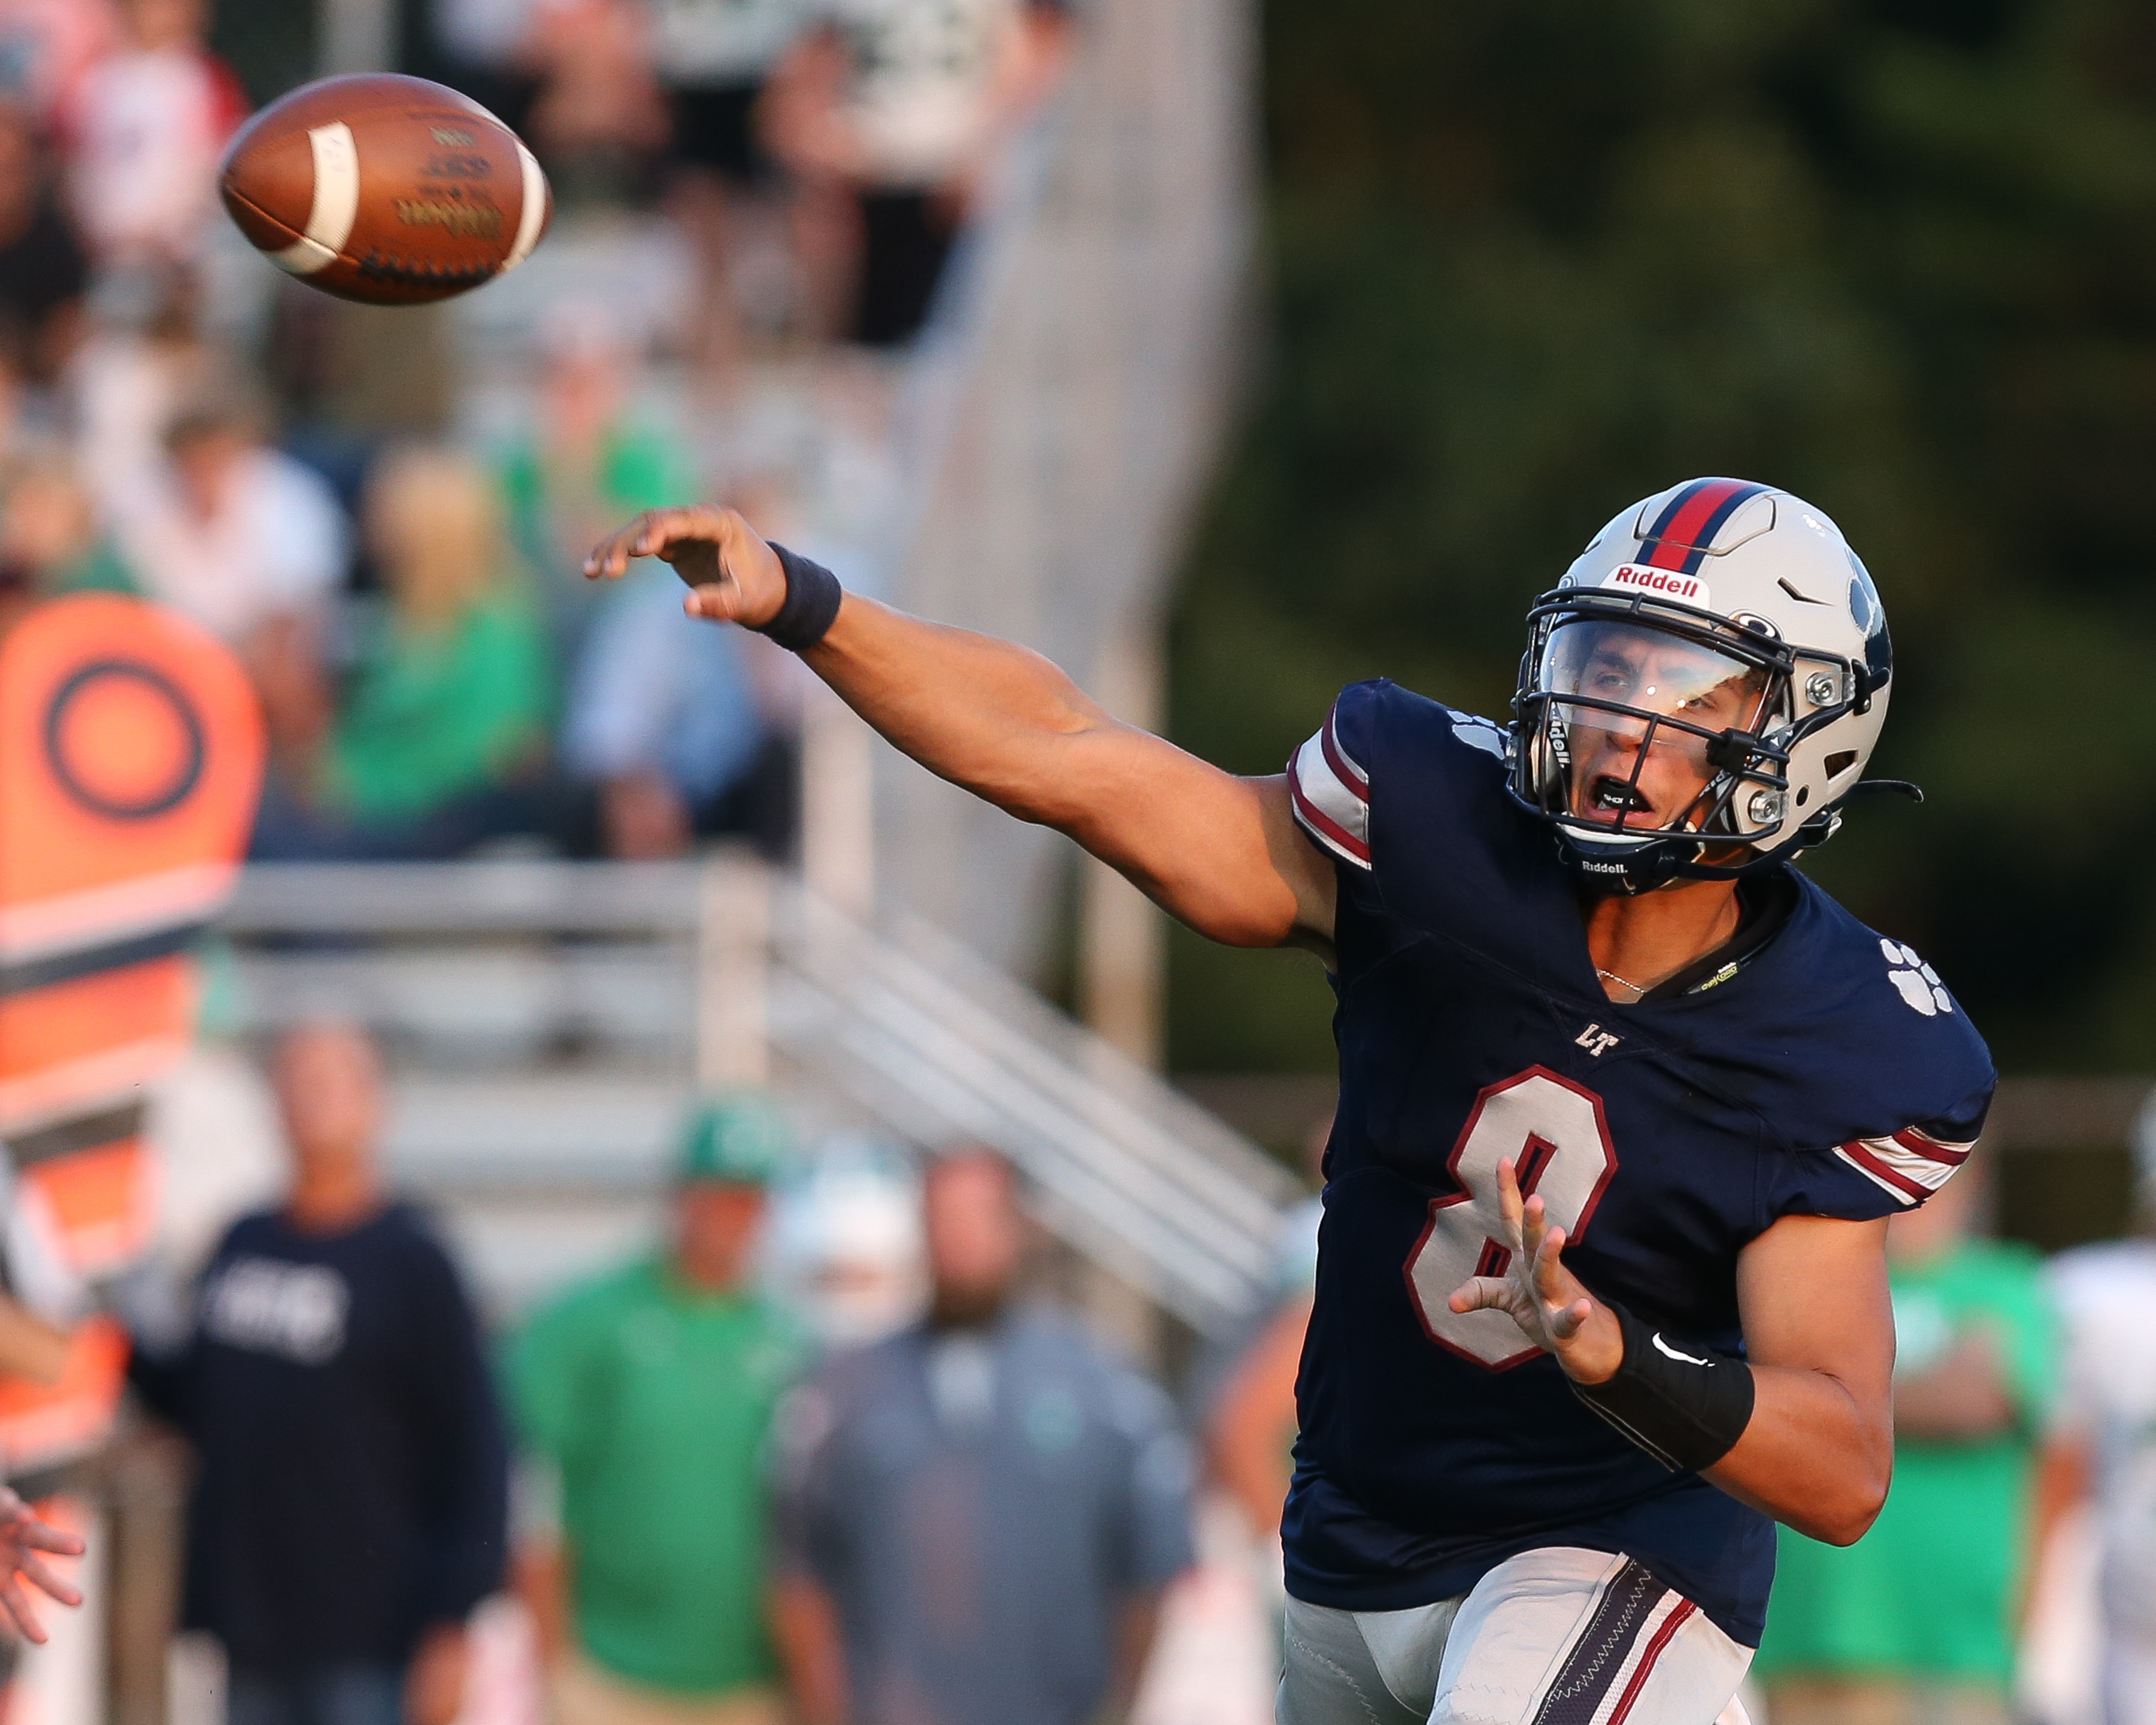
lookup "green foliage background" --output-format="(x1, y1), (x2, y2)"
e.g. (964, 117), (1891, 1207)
(1167, 0), (2156, 1078)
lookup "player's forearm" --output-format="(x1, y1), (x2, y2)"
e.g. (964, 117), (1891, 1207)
(800, 596), (1315, 946)
(802, 594), (1113, 821)
(1703, 1365), (1891, 1545)
(1691, 1211), (1894, 1544)
(1557, 1309), (1892, 1542)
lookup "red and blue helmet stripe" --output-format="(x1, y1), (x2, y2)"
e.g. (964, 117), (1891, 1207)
(1636, 478), (1772, 576)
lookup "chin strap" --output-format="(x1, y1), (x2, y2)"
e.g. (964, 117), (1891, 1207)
(1561, 777), (1921, 890)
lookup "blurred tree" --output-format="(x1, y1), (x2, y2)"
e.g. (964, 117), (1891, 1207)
(1169, 0), (2156, 1076)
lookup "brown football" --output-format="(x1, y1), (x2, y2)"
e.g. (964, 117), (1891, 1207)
(220, 73), (551, 306)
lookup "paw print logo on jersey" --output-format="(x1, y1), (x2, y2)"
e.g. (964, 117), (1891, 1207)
(1881, 939), (1954, 1017)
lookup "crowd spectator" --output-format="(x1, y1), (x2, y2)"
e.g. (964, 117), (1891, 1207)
(1196, 1114), (1325, 1687)
(0, 443), (134, 598)
(1752, 1150), (2058, 1725)
(327, 448), (550, 821)
(424, 0), (539, 128)
(652, 0), (805, 371)
(1204, 1115), (1326, 1554)
(763, 0), (1071, 347)
(60, 0), (245, 274)
(2042, 1105), (2156, 1725)
(506, 305), (768, 858)
(96, 383), (348, 810)
(771, 1146), (1192, 1725)
(561, 548), (768, 857)
(254, 445), (553, 859)
(1206, 1201), (1317, 1552)
(69, 261), (212, 500)
(505, 1095), (803, 1725)
(0, 0), (118, 122)
(102, 387), (347, 647)
(520, 0), (669, 202)
(0, 97), (86, 384)
(501, 301), (691, 647)
(655, 0), (802, 184)
(129, 1021), (510, 1725)
(764, 1137), (924, 1347)
(0, 329), (49, 461)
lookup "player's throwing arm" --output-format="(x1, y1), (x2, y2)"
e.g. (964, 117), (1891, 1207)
(583, 507), (1336, 955)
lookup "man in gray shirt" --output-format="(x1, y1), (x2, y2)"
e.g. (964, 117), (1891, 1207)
(771, 1147), (1194, 1725)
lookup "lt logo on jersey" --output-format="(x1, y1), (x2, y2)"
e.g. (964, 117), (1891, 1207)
(1574, 1023), (1621, 1057)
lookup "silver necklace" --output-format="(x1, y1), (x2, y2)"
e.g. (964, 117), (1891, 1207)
(1595, 965), (1649, 998)
(1594, 902), (1742, 1002)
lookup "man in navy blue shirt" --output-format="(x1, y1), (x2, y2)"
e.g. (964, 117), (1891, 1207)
(585, 477), (1992, 1724)
(134, 1024), (508, 1725)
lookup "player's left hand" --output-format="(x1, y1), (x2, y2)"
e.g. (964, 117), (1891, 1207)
(1446, 1158), (1624, 1385)
(0, 1487), (84, 1644)
(582, 506), (788, 631)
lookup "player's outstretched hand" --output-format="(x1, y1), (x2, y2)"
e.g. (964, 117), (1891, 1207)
(583, 506), (789, 630)
(1445, 1158), (1624, 1385)
(0, 1487), (84, 1644)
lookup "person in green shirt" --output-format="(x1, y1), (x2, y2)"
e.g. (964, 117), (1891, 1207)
(506, 1095), (803, 1725)
(495, 306), (775, 861)
(1753, 1151), (2058, 1725)
(320, 446), (552, 827)
(496, 304), (691, 657)
(251, 445), (559, 860)
(0, 446), (141, 601)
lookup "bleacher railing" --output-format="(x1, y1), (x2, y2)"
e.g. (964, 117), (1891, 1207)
(223, 857), (1298, 1333)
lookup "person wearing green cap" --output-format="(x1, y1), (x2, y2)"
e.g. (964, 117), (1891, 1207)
(505, 1094), (803, 1725)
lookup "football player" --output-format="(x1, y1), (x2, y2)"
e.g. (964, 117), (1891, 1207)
(586, 477), (1993, 1725)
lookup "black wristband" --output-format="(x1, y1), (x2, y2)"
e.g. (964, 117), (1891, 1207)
(1567, 1302), (1755, 1473)
(751, 543), (844, 652)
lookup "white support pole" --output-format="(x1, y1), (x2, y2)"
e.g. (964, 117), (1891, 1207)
(801, 682), (876, 924)
(697, 848), (770, 1089)
(319, 0), (396, 74)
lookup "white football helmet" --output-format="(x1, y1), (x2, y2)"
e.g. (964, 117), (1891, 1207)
(1509, 477), (1900, 893)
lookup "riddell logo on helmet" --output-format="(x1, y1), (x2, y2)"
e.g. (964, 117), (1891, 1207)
(1605, 565), (1708, 606)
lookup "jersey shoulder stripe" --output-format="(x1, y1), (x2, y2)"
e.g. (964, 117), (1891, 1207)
(1831, 1121), (1977, 1208)
(1288, 700), (1371, 868)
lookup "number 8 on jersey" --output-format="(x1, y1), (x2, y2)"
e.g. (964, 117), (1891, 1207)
(1405, 1067), (1618, 1369)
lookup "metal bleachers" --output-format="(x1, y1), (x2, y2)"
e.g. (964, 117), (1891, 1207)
(221, 860), (1298, 1333)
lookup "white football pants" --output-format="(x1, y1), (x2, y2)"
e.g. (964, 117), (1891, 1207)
(1277, 1547), (1752, 1725)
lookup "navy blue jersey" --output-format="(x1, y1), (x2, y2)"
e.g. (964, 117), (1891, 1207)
(1279, 681), (1994, 1647)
